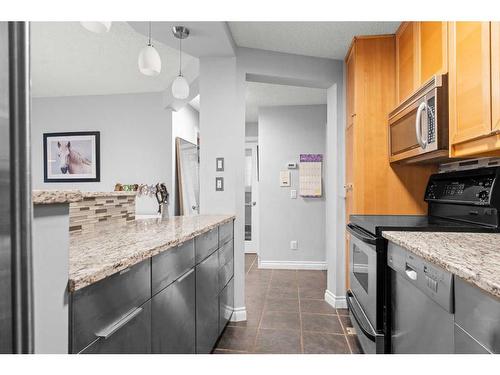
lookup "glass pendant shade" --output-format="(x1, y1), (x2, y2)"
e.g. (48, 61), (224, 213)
(138, 45), (162, 76)
(80, 22), (112, 34)
(172, 75), (190, 99)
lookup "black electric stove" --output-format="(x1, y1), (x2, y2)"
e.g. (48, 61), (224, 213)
(346, 166), (500, 354)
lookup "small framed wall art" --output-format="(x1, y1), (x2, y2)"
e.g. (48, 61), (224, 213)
(43, 131), (100, 182)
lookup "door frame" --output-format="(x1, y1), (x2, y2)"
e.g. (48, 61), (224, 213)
(244, 141), (259, 254)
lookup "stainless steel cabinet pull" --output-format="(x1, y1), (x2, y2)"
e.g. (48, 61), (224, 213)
(177, 268), (195, 283)
(405, 263), (418, 281)
(95, 307), (143, 340)
(415, 102), (428, 149)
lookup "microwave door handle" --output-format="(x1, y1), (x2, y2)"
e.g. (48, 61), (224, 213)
(415, 102), (428, 149)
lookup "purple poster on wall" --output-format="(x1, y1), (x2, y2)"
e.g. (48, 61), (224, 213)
(300, 154), (323, 162)
(299, 154), (323, 197)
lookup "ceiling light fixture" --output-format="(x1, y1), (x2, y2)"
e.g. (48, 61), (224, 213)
(138, 22), (162, 77)
(80, 22), (112, 34)
(171, 26), (190, 100)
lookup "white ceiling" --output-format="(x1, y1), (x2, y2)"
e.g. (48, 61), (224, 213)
(229, 22), (400, 59)
(245, 81), (326, 122)
(31, 22), (197, 97)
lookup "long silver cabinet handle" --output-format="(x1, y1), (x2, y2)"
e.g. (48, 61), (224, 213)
(95, 307), (143, 340)
(177, 268), (195, 283)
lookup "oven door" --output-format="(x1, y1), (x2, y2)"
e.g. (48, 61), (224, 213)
(346, 224), (385, 353)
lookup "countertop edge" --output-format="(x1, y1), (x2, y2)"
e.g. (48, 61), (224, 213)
(33, 190), (83, 205)
(382, 231), (500, 299)
(68, 215), (235, 292)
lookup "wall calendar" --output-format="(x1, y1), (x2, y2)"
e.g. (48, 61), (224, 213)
(299, 154), (323, 197)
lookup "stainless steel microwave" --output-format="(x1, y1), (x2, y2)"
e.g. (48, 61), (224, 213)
(388, 74), (449, 164)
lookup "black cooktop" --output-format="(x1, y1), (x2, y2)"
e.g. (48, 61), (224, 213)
(349, 214), (497, 237)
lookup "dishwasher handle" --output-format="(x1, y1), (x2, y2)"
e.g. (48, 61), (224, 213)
(405, 263), (418, 281)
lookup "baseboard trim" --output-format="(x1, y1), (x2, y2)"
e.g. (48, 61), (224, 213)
(325, 289), (347, 309)
(244, 250), (258, 254)
(258, 259), (327, 270)
(230, 307), (247, 322)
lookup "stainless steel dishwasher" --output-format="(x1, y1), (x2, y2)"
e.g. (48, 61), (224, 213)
(387, 242), (454, 353)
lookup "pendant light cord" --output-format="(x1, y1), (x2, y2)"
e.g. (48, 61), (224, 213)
(148, 22), (152, 46)
(179, 36), (182, 76)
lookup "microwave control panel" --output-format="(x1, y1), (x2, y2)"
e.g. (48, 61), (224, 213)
(426, 96), (436, 144)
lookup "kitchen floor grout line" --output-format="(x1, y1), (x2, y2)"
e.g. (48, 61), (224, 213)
(249, 265), (273, 353)
(337, 313), (353, 354)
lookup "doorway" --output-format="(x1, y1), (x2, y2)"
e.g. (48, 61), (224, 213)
(244, 141), (259, 253)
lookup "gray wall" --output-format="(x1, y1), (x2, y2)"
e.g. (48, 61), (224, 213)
(31, 92), (172, 215)
(245, 122), (258, 138)
(259, 105), (327, 265)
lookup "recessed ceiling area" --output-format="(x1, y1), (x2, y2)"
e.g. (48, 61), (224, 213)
(245, 81), (326, 123)
(31, 22), (198, 97)
(229, 22), (400, 59)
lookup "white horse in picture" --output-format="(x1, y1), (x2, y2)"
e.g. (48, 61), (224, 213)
(57, 141), (92, 174)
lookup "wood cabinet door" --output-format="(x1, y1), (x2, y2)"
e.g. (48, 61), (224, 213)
(449, 22), (492, 147)
(492, 22), (500, 133)
(396, 22), (418, 102)
(418, 22), (448, 84)
(346, 45), (356, 119)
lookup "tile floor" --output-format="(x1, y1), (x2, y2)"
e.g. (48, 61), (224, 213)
(213, 253), (363, 354)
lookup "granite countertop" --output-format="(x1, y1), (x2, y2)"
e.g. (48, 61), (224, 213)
(32, 190), (136, 204)
(69, 214), (235, 292)
(33, 190), (83, 204)
(383, 231), (500, 298)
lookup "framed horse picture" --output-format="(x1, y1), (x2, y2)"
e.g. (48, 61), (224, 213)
(43, 131), (100, 182)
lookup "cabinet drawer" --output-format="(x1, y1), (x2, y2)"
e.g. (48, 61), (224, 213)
(455, 277), (500, 353)
(152, 267), (195, 354)
(196, 250), (219, 354)
(195, 228), (218, 263)
(151, 239), (194, 295)
(71, 260), (151, 354)
(218, 240), (233, 268)
(218, 256), (234, 293)
(80, 300), (151, 354)
(219, 277), (234, 335)
(219, 221), (233, 246)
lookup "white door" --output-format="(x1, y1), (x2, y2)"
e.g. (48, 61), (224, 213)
(244, 142), (259, 254)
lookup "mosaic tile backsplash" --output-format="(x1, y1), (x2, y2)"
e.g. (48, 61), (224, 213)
(69, 192), (136, 233)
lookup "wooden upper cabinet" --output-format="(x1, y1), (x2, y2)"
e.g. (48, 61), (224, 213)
(449, 22), (492, 146)
(418, 22), (448, 84)
(396, 22), (418, 102)
(492, 22), (500, 133)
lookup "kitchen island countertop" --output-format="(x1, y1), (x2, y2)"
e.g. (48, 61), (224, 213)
(382, 231), (500, 299)
(69, 214), (235, 292)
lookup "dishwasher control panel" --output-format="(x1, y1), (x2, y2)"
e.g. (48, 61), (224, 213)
(388, 242), (454, 313)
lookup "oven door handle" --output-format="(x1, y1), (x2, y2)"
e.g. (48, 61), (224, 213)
(346, 290), (382, 343)
(346, 223), (377, 245)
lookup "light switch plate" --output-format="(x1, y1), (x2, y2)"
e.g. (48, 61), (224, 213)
(290, 190), (297, 199)
(215, 177), (224, 191)
(216, 157), (224, 172)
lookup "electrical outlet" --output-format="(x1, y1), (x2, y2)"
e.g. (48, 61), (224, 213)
(290, 240), (298, 250)
(290, 189), (297, 199)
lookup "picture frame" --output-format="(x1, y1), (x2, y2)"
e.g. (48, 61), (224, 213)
(43, 131), (100, 182)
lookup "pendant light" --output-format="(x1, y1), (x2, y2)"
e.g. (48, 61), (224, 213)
(138, 22), (162, 77)
(80, 22), (112, 33)
(172, 26), (190, 99)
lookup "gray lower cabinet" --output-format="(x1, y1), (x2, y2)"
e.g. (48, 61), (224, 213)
(196, 249), (219, 354)
(219, 277), (234, 335)
(152, 267), (196, 353)
(71, 260), (151, 354)
(71, 220), (234, 354)
(80, 300), (151, 354)
(454, 277), (499, 354)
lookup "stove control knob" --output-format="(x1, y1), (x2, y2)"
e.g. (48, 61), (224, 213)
(478, 190), (489, 202)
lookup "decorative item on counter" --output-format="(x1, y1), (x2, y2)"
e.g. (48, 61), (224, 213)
(155, 182), (169, 217)
(114, 183), (123, 191)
